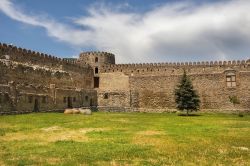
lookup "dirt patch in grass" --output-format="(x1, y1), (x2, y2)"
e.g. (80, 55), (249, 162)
(79, 128), (109, 134)
(0, 127), (109, 143)
(0, 160), (5, 166)
(132, 134), (180, 159)
(0, 123), (15, 128)
(110, 118), (130, 123)
(232, 146), (249, 151)
(133, 130), (174, 150)
(133, 133), (172, 147)
(137, 130), (165, 136)
(0, 130), (87, 142)
(41, 126), (62, 132)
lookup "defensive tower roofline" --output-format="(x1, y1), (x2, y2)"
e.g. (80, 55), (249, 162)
(79, 51), (115, 58)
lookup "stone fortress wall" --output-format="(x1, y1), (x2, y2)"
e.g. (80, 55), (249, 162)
(98, 57), (250, 112)
(0, 42), (250, 114)
(0, 43), (96, 115)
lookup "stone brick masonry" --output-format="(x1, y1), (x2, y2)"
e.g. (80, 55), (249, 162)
(0, 42), (249, 114)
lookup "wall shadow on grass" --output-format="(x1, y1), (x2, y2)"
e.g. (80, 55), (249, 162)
(177, 113), (202, 117)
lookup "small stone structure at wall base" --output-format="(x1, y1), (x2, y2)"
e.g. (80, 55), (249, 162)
(79, 108), (92, 115)
(64, 108), (92, 115)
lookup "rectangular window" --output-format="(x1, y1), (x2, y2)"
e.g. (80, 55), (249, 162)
(226, 75), (236, 87)
(73, 97), (76, 102)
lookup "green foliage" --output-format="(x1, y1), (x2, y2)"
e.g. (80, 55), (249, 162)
(229, 95), (240, 106)
(229, 96), (242, 117)
(90, 107), (99, 112)
(175, 70), (200, 114)
(238, 113), (244, 117)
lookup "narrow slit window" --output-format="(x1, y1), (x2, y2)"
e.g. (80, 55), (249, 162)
(95, 67), (98, 74)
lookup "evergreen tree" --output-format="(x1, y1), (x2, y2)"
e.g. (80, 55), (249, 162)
(175, 70), (200, 115)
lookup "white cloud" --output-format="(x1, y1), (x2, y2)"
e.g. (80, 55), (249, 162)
(0, 0), (250, 63)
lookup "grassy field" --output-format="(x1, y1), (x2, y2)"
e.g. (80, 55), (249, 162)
(0, 112), (249, 166)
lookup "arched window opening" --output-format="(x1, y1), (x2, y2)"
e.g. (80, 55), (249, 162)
(95, 57), (98, 63)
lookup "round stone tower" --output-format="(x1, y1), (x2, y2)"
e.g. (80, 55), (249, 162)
(78, 51), (116, 88)
(79, 51), (115, 67)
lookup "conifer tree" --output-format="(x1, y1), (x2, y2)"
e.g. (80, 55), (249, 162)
(175, 70), (200, 115)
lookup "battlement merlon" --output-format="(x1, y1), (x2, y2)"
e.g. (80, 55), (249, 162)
(101, 59), (249, 69)
(1, 42), (249, 69)
(79, 51), (115, 58)
(0, 42), (92, 71)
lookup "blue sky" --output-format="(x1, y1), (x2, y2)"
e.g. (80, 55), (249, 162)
(0, 0), (249, 63)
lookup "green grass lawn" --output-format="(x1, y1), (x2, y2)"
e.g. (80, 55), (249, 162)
(0, 112), (249, 166)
